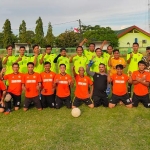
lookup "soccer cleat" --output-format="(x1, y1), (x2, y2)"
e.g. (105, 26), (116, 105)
(4, 109), (11, 115)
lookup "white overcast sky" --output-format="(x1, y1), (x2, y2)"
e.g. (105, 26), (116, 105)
(0, 0), (149, 36)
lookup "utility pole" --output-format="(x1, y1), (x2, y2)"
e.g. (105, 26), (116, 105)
(148, 0), (150, 32)
(78, 19), (83, 41)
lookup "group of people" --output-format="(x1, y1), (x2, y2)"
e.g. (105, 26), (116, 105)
(0, 39), (150, 114)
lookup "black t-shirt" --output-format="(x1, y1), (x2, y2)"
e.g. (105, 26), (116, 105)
(93, 73), (107, 96)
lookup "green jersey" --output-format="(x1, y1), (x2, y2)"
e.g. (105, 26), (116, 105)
(127, 52), (143, 72)
(30, 54), (44, 73)
(83, 49), (96, 61)
(57, 56), (70, 75)
(91, 56), (107, 73)
(73, 55), (88, 74)
(43, 53), (57, 73)
(15, 55), (30, 73)
(2, 55), (16, 75)
(103, 52), (111, 70)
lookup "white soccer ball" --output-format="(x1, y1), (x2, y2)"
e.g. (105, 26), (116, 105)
(71, 108), (81, 118)
(4, 93), (12, 102)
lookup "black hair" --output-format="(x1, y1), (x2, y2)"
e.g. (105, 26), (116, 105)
(99, 63), (105, 67)
(20, 46), (25, 49)
(46, 45), (52, 49)
(95, 48), (102, 52)
(116, 64), (123, 69)
(113, 49), (120, 53)
(44, 61), (51, 65)
(146, 46), (150, 50)
(12, 63), (19, 67)
(27, 62), (34, 66)
(76, 46), (83, 51)
(32, 44), (39, 49)
(59, 63), (66, 68)
(107, 45), (113, 49)
(6, 45), (13, 50)
(133, 42), (139, 46)
(60, 48), (67, 52)
(89, 43), (95, 47)
(138, 60), (147, 66)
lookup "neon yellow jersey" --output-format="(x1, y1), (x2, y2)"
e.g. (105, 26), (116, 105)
(83, 49), (96, 61)
(2, 55), (16, 75)
(57, 56), (71, 75)
(30, 54), (44, 73)
(15, 55), (30, 73)
(91, 56), (107, 73)
(73, 55), (88, 74)
(43, 53), (57, 73)
(127, 52), (143, 72)
(103, 52), (111, 70)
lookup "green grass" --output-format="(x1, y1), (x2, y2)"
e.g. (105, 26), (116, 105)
(0, 104), (150, 150)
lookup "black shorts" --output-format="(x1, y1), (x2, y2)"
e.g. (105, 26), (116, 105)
(72, 97), (93, 107)
(0, 103), (4, 109)
(132, 93), (150, 108)
(41, 94), (55, 108)
(55, 95), (71, 109)
(9, 93), (21, 107)
(24, 96), (42, 109)
(92, 94), (109, 107)
(109, 93), (132, 105)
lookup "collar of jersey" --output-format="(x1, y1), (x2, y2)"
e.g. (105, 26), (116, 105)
(138, 70), (145, 74)
(60, 73), (66, 76)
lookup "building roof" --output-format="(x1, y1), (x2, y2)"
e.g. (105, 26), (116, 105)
(115, 25), (150, 38)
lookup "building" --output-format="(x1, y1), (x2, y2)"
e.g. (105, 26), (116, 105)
(14, 43), (30, 55)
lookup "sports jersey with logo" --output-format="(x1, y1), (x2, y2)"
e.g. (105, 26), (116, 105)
(23, 72), (41, 98)
(75, 75), (93, 99)
(4, 73), (24, 95)
(111, 74), (129, 96)
(54, 74), (72, 97)
(40, 71), (56, 95)
(0, 80), (6, 99)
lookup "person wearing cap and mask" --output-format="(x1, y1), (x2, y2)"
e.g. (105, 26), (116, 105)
(142, 47), (150, 72)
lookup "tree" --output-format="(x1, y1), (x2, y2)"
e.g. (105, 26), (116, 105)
(81, 25), (118, 47)
(45, 22), (54, 46)
(0, 33), (3, 48)
(19, 20), (27, 43)
(35, 17), (44, 46)
(55, 30), (80, 48)
(2, 19), (13, 48)
(26, 30), (35, 45)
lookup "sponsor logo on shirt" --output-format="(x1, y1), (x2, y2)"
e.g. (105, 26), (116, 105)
(115, 80), (125, 83)
(58, 81), (68, 84)
(78, 82), (87, 85)
(26, 80), (36, 83)
(43, 79), (53, 82)
(11, 80), (22, 83)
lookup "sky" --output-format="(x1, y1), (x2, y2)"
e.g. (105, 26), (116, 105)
(0, 0), (149, 36)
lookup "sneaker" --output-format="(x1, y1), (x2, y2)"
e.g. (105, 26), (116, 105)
(4, 109), (11, 115)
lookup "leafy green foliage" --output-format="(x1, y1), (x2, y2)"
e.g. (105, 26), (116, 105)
(82, 25), (118, 47)
(19, 20), (27, 43)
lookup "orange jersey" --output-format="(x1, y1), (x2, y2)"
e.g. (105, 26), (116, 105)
(75, 75), (93, 99)
(110, 57), (126, 75)
(54, 73), (72, 97)
(132, 71), (150, 96)
(23, 72), (41, 98)
(4, 73), (23, 95)
(0, 80), (6, 99)
(111, 74), (129, 96)
(40, 71), (56, 95)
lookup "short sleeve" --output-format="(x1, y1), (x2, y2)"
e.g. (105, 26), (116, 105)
(127, 53), (130, 60)
(37, 73), (42, 83)
(88, 77), (93, 85)
(122, 58), (126, 66)
(132, 71), (136, 80)
(146, 73), (150, 82)
(125, 74), (129, 81)
(3, 74), (9, 80)
(110, 74), (115, 81)
(0, 81), (6, 91)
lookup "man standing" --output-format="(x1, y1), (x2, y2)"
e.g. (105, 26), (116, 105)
(127, 42), (143, 98)
(72, 67), (94, 108)
(70, 46), (88, 74)
(40, 45), (56, 73)
(142, 46), (150, 72)
(108, 64), (132, 108)
(132, 60), (150, 108)
(40, 62), (56, 108)
(54, 64), (73, 109)
(22, 62), (42, 111)
(1, 63), (24, 114)
(86, 63), (108, 107)
(15, 46), (30, 73)
(54, 48), (71, 75)
(30, 45), (43, 73)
